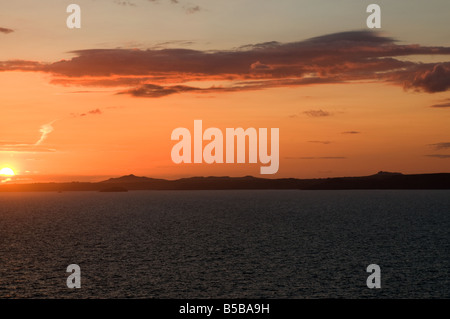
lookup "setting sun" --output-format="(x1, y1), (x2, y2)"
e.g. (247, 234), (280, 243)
(0, 168), (15, 176)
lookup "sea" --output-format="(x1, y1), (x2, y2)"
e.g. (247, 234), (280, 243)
(0, 190), (449, 299)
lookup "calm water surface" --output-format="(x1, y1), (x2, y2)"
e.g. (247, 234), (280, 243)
(0, 190), (449, 298)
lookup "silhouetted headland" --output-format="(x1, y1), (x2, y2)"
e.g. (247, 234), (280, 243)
(1, 171), (450, 192)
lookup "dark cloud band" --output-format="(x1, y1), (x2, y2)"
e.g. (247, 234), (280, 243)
(1, 31), (449, 96)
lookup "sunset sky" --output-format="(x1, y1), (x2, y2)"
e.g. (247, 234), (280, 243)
(1, 0), (450, 182)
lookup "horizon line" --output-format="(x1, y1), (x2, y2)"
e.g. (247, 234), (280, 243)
(3, 171), (450, 185)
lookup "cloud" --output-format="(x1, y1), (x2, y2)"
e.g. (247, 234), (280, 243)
(429, 142), (450, 150)
(426, 154), (450, 159)
(1, 31), (450, 97)
(185, 5), (201, 14)
(0, 145), (56, 153)
(148, 0), (180, 3)
(72, 108), (103, 117)
(303, 109), (332, 117)
(147, 0), (201, 14)
(430, 99), (450, 108)
(119, 83), (202, 97)
(250, 61), (272, 71)
(35, 122), (55, 146)
(0, 121), (56, 153)
(88, 108), (102, 115)
(0, 60), (43, 71)
(114, 0), (137, 6)
(342, 131), (361, 134)
(430, 102), (450, 108)
(50, 76), (170, 87)
(0, 27), (14, 34)
(404, 64), (450, 93)
(151, 40), (195, 49)
(119, 77), (338, 97)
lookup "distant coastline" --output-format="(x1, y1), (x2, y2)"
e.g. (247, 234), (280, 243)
(1, 171), (450, 192)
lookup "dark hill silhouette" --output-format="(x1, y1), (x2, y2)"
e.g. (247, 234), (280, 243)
(372, 171), (403, 176)
(100, 174), (164, 183)
(0, 172), (449, 192)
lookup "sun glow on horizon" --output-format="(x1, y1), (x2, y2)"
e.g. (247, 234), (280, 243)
(0, 168), (15, 176)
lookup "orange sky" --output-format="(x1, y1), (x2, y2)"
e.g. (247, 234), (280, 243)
(1, 1), (450, 182)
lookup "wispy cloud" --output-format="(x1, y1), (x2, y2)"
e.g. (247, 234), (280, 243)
(250, 61), (272, 71)
(147, 0), (202, 13)
(430, 98), (450, 108)
(150, 40), (195, 49)
(0, 144), (56, 153)
(0, 121), (57, 153)
(185, 5), (201, 14)
(0, 27), (14, 34)
(429, 142), (450, 150)
(114, 0), (137, 6)
(88, 108), (102, 115)
(35, 121), (55, 146)
(119, 83), (201, 97)
(72, 108), (103, 117)
(426, 154), (450, 159)
(342, 131), (361, 134)
(117, 79), (336, 97)
(303, 109), (332, 117)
